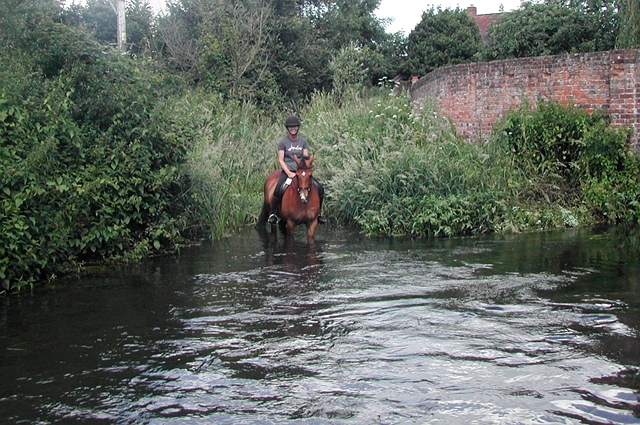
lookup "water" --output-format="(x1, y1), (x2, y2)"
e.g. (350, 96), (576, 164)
(1, 226), (639, 424)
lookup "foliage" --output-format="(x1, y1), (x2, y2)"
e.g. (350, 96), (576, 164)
(0, 0), (60, 47)
(404, 7), (482, 76)
(617, 0), (640, 48)
(155, 0), (396, 104)
(303, 88), (514, 237)
(175, 93), (279, 240)
(329, 42), (371, 95)
(310, 0), (388, 51)
(0, 18), (193, 294)
(495, 99), (640, 224)
(75, 0), (118, 46)
(175, 88), (635, 241)
(483, 0), (619, 61)
(125, 0), (156, 55)
(297, 90), (638, 237)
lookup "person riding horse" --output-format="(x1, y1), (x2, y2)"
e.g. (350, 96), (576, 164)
(268, 115), (326, 225)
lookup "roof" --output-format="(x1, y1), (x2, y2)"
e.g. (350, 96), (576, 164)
(466, 6), (502, 44)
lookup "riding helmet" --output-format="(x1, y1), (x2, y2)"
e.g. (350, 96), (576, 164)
(284, 115), (301, 128)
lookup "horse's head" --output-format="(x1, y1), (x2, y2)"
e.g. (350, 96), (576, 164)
(293, 154), (314, 204)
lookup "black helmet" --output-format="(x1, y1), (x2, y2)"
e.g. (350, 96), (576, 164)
(284, 115), (301, 128)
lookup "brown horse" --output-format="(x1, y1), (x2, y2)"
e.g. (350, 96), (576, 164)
(258, 155), (321, 239)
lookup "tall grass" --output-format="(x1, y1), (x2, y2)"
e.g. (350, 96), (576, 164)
(182, 87), (640, 240)
(304, 87), (524, 236)
(173, 92), (281, 240)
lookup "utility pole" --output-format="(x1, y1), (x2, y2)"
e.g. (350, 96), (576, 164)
(108, 0), (127, 52)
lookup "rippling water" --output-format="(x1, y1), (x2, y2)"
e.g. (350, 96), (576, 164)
(1, 226), (639, 424)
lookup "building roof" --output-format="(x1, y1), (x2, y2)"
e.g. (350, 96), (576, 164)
(466, 6), (502, 44)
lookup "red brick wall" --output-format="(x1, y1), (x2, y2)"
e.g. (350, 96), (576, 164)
(410, 49), (640, 150)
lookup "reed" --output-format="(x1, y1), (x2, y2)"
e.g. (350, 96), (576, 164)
(303, 88), (527, 236)
(176, 93), (280, 240)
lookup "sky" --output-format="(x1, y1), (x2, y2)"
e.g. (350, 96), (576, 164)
(138, 0), (524, 35)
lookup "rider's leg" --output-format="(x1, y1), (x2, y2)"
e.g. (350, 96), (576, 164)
(313, 178), (327, 224)
(268, 172), (288, 224)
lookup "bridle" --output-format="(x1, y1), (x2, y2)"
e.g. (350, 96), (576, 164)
(295, 170), (313, 203)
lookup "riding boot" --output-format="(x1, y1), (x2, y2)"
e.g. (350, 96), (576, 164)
(268, 191), (281, 224)
(268, 198), (280, 224)
(314, 178), (327, 224)
(268, 174), (291, 224)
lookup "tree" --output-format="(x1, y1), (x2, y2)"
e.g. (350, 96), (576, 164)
(157, 0), (277, 102)
(405, 7), (482, 76)
(311, 0), (387, 50)
(1, 12), (193, 290)
(156, 0), (397, 103)
(0, 0), (60, 47)
(617, 0), (640, 48)
(78, 0), (118, 47)
(203, 0), (275, 100)
(483, 0), (619, 61)
(329, 42), (369, 94)
(126, 0), (155, 55)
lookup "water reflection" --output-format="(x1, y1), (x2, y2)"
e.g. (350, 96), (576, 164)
(1, 226), (639, 424)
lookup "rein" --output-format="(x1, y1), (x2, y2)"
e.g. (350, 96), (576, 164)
(294, 170), (313, 199)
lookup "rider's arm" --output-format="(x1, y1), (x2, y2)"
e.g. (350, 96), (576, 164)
(278, 150), (295, 179)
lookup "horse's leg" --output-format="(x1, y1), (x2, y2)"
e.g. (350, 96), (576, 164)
(263, 170), (280, 224)
(306, 219), (318, 240)
(286, 219), (296, 237)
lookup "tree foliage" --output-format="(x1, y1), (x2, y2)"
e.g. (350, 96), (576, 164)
(617, 0), (640, 48)
(151, 0), (395, 104)
(404, 7), (482, 77)
(483, 0), (619, 60)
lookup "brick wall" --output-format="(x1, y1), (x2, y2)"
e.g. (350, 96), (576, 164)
(410, 49), (640, 150)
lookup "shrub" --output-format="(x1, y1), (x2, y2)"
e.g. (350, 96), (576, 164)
(0, 21), (193, 293)
(303, 89), (517, 236)
(495, 99), (640, 225)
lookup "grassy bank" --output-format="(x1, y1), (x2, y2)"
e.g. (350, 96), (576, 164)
(183, 86), (640, 239)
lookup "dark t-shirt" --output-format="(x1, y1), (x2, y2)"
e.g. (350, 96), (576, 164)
(277, 135), (309, 171)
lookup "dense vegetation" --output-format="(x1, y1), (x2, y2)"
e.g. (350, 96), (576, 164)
(1, 0), (639, 293)
(405, 7), (483, 76)
(483, 0), (619, 60)
(0, 20), (194, 292)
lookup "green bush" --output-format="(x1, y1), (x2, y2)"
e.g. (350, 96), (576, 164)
(303, 89), (516, 237)
(495, 99), (640, 224)
(0, 21), (193, 293)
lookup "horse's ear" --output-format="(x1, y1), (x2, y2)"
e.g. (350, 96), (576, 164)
(308, 154), (314, 164)
(293, 155), (301, 165)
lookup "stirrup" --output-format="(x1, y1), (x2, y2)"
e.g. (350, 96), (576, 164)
(317, 213), (327, 224)
(267, 214), (278, 224)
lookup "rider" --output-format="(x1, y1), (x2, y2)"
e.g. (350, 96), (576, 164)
(268, 115), (326, 225)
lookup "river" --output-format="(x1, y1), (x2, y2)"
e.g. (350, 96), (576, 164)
(1, 225), (639, 424)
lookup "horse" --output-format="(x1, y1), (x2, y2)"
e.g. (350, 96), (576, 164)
(258, 155), (321, 240)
